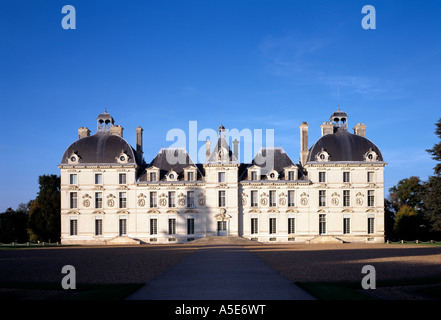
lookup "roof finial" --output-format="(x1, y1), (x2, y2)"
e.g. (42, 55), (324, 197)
(105, 107), (107, 113)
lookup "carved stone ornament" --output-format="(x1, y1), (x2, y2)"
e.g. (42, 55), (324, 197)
(198, 198), (205, 206)
(356, 197), (363, 205)
(159, 198), (167, 207)
(241, 198), (247, 206)
(107, 194), (116, 207)
(279, 198), (286, 206)
(331, 197), (339, 206)
(178, 198), (186, 207)
(300, 197), (308, 206)
(138, 199), (145, 207)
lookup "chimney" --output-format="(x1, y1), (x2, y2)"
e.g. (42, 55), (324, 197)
(110, 125), (123, 137)
(78, 127), (90, 139)
(320, 122), (334, 136)
(136, 126), (143, 158)
(299, 122), (309, 166)
(353, 123), (367, 137)
(233, 139), (239, 162)
(205, 139), (211, 162)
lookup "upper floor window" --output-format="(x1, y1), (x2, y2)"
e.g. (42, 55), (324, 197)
(169, 191), (176, 208)
(367, 171), (374, 183)
(119, 192), (127, 208)
(70, 192), (77, 209)
(218, 190), (226, 207)
(119, 173), (127, 185)
(343, 172), (350, 183)
(288, 190), (295, 207)
(319, 190), (326, 207)
(95, 173), (103, 185)
(187, 191), (195, 208)
(319, 172), (326, 183)
(150, 192), (157, 208)
(251, 190), (258, 207)
(269, 190), (276, 207)
(69, 174), (77, 185)
(218, 172), (226, 183)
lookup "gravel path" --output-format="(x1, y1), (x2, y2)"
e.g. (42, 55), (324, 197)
(2, 239), (441, 300)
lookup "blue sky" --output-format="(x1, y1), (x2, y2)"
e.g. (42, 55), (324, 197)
(0, 0), (440, 211)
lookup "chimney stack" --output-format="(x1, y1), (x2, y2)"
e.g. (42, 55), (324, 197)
(110, 125), (123, 137)
(233, 139), (239, 162)
(320, 122), (334, 136)
(136, 126), (143, 158)
(78, 127), (90, 139)
(205, 139), (211, 162)
(353, 123), (367, 137)
(299, 122), (309, 166)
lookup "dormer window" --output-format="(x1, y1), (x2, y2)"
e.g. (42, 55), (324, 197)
(166, 170), (178, 181)
(364, 148), (378, 162)
(251, 171), (258, 181)
(116, 152), (130, 164)
(284, 165), (298, 181)
(147, 167), (160, 182)
(267, 170), (279, 180)
(316, 148), (330, 162)
(184, 166), (197, 182)
(68, 152), (80, 164)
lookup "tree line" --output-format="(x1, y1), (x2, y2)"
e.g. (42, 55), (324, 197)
(1, 118), (441, 243)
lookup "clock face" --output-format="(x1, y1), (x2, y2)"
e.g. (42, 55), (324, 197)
(120, 156), (125, 161)
(169, 174), (174, 179)
(70, 156), (76, 162)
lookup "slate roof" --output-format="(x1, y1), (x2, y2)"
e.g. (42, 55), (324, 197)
(60, 132), (141, 166)
(307, 127), (384, 162)
(138, 148), (202, 182)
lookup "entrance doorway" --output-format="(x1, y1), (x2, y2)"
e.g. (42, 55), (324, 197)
(217, 220), (228, 236)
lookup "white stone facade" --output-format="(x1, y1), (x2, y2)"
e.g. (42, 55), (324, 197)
(59, 109), (386, 244)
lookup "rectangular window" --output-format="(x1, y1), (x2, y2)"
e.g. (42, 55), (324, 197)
(319, 214), (326, 235)
(343, 190), (350, 207)
(69, 174), (77, 185)
(251, 218), (258, 234)
(149, 172), (157, 182)
(95, 192), (102, 209)
(95, 173), (102, 185)
(70, 219), (77, 236)
(119, 173), (127, 185)
(343, 172), (350, 183)
(218, 190), (226, 207)
(288, 218), (295, 234)
(319, 190), (326, 207)
(70, 192), (77, 209)
(269, 218), (277, 234)
(343, 217), (350, 234)
(288, 190), (295, 207)
(269, 190), (276, 207)
(367, 171), (374, 183)
(187, 171), (194, 181)
(218, 172), (226, 183)
(119, 192), (127, 209)
(95, 219), (103, 236)
(368, 217), (375, 234)
(319, 172), (326, 183)
(288, 171), (295, 181)
(368, 190), (375, 207)
(187, 191), (195, 208)
(251, 190), (258, 207)
(119, 219), (127, 236)
(168, 191), (176, 208)
(251, 171), (257, 181)
(150, 219), (157, 235)
(187, 218), (195, 235)
(150, 192), (157, 208)
(169, 218), (176, 235)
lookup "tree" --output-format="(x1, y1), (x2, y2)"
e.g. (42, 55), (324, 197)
(388, 176), (425, 211)
(426, 118), (441, 175)
(384, 199), (397, 240)
(393, 205), (422, 240)
(423, 118), (441, 238)
(27, 174), (61, 242)
(0, 206), (29, 243)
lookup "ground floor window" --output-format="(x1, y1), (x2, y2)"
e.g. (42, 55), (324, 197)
(187, 218), (194, 235)
(150, 219), (157, 235)
(251, 218), (258, 234)
(269, 218), (277, 234)
(169, 218), (176, 235)
(95, 219), (102, 236)
(288, 218), (295, 234)
(319, 214), (326, 235)
(119, 219), (127, 236)
(368, 217), (375, 234)
(70, 219), (77, 236)
(343, 217), (350, 234)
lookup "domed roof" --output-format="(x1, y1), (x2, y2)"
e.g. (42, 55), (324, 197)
(308, 128), (383, 162)
(60, 132), (138, 165)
